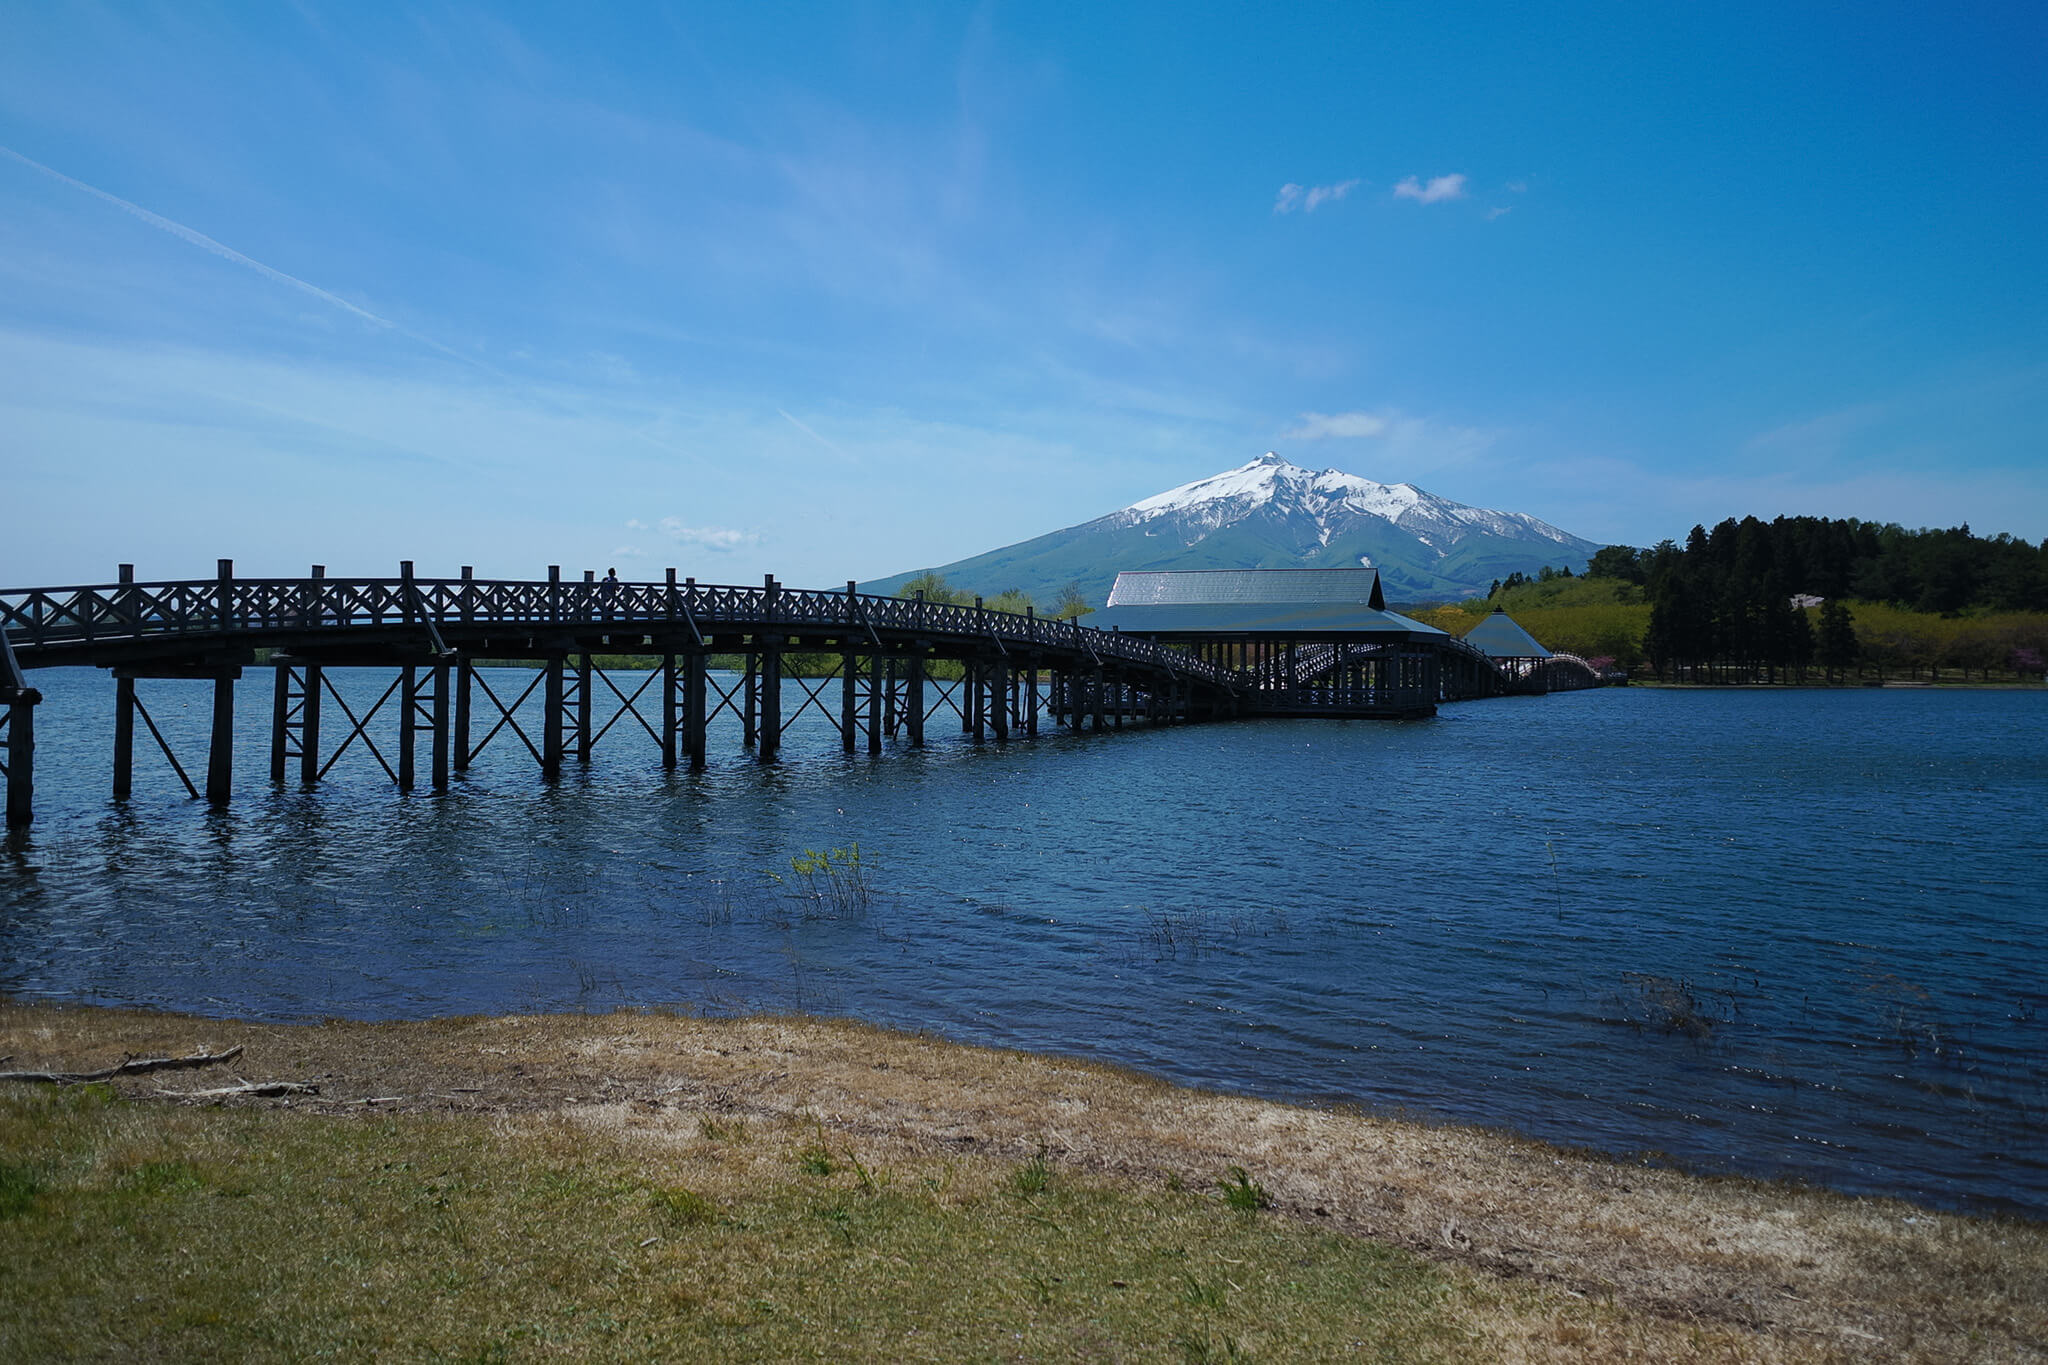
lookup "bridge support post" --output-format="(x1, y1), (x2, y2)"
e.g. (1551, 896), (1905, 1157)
(542, 653), (564, 779)
(268, 659), (320, 785)
(882, 659), (898, 738)
(685, 651), (707, 768)
(206, 674), (234, 805)
(431, 661), (450, 788)
(866, 654), (882, 754)
(112, 675), (135, 798)
(758, 635), (782, 762)
(969, 657), (984, 743)
(453, 661), (471, 773)
(907, 656), (925, 747)
(400, 665), (419, 791)
(3, 688), (37, 828)
(1026, 662), (1038, 738)
(575, 654), (594, 762)
(991, 657), (1010, 743)
(1092, 668), (1106, 732)
(302, 666), (322, 782)
(660, 652), (679, 769)
(840, 640), (858, 754)
(271, 662), (291, 781)
(742, 653), (757, 748)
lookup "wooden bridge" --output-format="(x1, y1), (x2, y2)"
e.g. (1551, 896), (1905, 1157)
(0, 562), (1592, 826)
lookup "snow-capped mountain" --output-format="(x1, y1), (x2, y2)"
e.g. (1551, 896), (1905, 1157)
(864, 453), (1599, 607)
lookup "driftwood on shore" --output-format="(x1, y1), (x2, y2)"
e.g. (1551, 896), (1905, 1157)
(161, 1078), (319, 1099)
(0, 1044), (244, 1085)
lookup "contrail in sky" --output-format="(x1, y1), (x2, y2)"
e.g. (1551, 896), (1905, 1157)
(1, 144), (501, 376)
(778, 407), (853, 461)
(2, 144), (397, 330)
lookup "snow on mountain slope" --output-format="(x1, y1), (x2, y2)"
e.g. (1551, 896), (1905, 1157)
(860, 452), (1599, 607)
(1112, 452), (1583, 557)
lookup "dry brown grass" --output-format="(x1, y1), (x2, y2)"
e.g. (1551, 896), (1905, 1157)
(4, 1000), (2043, 1361)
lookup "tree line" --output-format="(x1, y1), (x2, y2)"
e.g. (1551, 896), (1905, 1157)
(1580, 516), (2047, 682)
(894, 572), (1094, 621)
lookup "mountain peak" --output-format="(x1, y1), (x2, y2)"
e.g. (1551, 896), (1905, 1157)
(864, 452), (1596, 608)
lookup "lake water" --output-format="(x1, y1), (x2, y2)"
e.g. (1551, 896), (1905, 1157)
(3, 667), (2043, 1218)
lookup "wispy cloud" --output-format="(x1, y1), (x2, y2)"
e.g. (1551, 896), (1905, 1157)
(1, 144), (395, 329)
(1393, 173), (1467, 205)
(1280, 407), (1499, 484)
(655, 517), (756, 552)
(1273, 179), (1360, 214)
(1280, 410), (1390, 439)
(778, 407), (852, 460)
(1486, 206), (1511, 221)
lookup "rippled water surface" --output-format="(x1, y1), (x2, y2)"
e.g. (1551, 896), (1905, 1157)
(4, 668), (2044, 1216)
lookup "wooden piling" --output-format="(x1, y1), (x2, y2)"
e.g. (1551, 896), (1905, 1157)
(742, 652), (758, 747)
(426, 662), (447, 788)
(1002, 657), (1018, 742)
(112, 675), (134, 799)
(206, 673), (234, 804)
(661, 652), (679, 769)
(575, 653), (594, 762)
(399, 665), (419, 791)
(907, 657), (925, 746)
(3, 691), (35, 827)
(685, 651), (707, 768)
(453, 660), (472, 772)
(542, 653), (564, 779)
(270, 660), (291, 782)
(758, 636), (782, 760)
(867, 654), (882, 754)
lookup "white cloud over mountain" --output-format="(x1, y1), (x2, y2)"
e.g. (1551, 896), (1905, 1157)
(1280, 410), (1391, 440)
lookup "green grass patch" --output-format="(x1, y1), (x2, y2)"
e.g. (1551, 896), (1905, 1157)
(0, 1085), (1610, 1361)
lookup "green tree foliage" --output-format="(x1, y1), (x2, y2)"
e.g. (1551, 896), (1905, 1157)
(897, 571), (972, 606)
(897, 573), (1040, 618)
(1817, 600), (1859, 680)
(1585, 545), (1646, 585)
(1050, 583), (1095, 621)
(1614, 514), (2047, 681)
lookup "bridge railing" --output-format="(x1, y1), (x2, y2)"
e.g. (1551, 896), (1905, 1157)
(1, 574), (1236, 689)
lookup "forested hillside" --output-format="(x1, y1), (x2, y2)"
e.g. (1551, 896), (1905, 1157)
(1417, 516), (2047, 684)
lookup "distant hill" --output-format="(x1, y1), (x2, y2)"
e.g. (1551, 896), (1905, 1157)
(862, 452), (1598, 607)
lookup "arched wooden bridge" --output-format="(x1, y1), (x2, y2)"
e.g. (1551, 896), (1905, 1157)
(0, 562), (1582, 825)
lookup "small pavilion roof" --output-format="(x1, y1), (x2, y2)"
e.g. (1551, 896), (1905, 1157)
(1091, 568), (1446, 639)
(1462, 607), (1551, 659)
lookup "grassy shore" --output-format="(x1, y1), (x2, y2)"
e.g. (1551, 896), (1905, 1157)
(3, 1003), (2043, 1361)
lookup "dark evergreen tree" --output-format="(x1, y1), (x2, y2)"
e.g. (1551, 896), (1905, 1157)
(1817, 600), (1858, 681)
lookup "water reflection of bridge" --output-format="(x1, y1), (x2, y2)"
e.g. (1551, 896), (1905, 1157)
(1, 563), (1597, 824)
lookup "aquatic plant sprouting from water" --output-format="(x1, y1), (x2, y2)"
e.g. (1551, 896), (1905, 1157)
(786, 844), (875, 918)
(1617, 972), (1732, 1038)
(1141, 906), (1213, 959)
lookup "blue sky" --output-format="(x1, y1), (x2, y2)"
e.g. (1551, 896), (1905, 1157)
(4, 2), (2044, 590)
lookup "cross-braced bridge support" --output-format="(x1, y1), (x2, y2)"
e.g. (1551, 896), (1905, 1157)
(1, 563), (1241, 821)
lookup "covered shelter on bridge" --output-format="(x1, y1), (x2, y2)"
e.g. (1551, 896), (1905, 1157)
(1460, 606), (1570, 694)
(1088, 568), (1499, 717)
(1462, 605), (1550, 660)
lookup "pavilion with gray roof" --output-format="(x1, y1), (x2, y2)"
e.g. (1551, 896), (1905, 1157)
(1085, 567), (1503, 718)
(1460, 606), (1552, 660)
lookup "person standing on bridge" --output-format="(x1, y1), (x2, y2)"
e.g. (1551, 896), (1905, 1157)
(601, 567), (620, 621)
